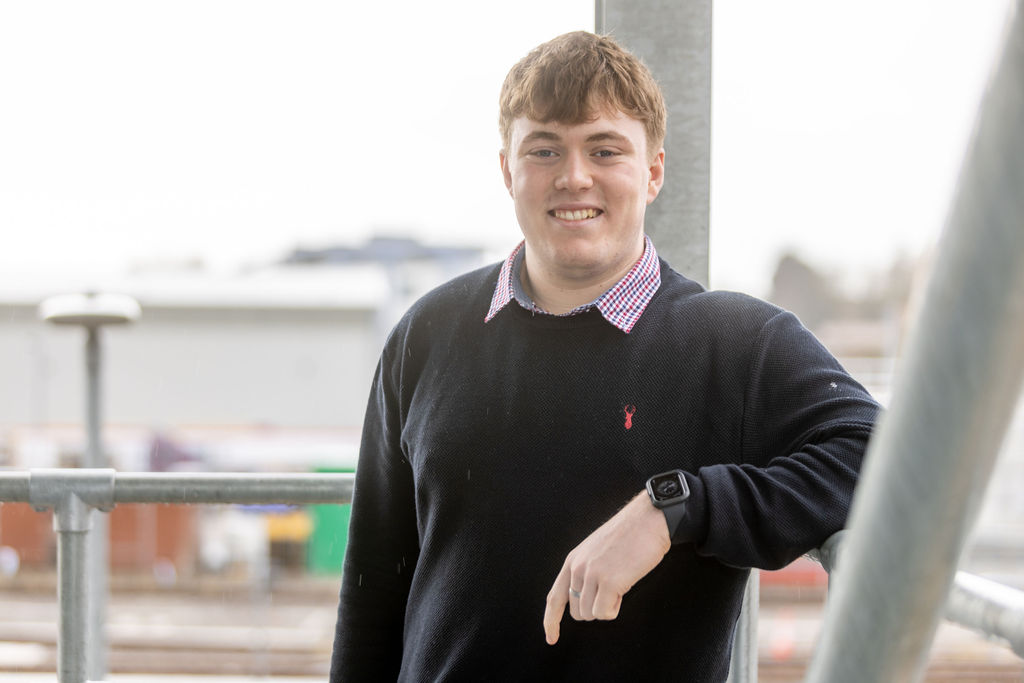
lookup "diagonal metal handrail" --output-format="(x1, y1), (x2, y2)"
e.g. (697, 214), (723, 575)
(804, 2), (1024, 677)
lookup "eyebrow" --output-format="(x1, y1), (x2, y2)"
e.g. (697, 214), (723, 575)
(520, 130), (561, 145)
(519, 130), (633, 146)
(584, 131), (631, 145)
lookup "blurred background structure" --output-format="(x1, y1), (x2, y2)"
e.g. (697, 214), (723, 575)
(1, 0), (1022, 680)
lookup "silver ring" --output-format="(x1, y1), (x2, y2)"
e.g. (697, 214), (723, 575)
(569, 588), (582, 599)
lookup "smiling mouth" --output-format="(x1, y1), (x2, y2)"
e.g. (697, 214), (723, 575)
(550, 208), (602, 221)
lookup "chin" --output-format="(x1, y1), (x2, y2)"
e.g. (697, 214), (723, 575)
(553, 252), (610, 277)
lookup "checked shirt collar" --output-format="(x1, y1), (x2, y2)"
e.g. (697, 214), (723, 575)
(484, 235), (661, 334)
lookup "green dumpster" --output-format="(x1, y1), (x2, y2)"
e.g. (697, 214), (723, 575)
(308, 466), (354, 574)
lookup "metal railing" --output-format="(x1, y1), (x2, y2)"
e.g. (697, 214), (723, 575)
(723, 534), (1024, 683)
(2, 469), (1022, 682)
(804, 0), (1024, 679)
(726, 2), (1023, 680)
(811, 531), (1024, 658)
(0, 469), (354, 683)
(946, 571), (1024, 658)
(725, 569), (759, 683)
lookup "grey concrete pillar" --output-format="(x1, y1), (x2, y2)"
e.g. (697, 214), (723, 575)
(597, 0), (712, 286)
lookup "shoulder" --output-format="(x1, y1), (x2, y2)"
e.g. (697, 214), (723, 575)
(405, 262), (499, 323)
(383, 262), (501, 352)
(655, 262), (790, 335)
(649, 263), (839, 373)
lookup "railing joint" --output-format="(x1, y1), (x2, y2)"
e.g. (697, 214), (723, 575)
(28, 468), (116, 532)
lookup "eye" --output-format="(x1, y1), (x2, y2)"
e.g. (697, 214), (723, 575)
(531, 149), (557, 158)
(593, 149), (618, 158)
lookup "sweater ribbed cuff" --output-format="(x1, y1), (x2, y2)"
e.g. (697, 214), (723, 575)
(671, 473), (708, 545)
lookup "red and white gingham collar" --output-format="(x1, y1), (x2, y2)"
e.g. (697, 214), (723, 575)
(484, 236), (661, 334)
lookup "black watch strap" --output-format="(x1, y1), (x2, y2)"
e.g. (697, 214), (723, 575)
(662, 501), (688, 543)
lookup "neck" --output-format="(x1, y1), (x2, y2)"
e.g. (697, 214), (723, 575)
(521, 246), (642, 315)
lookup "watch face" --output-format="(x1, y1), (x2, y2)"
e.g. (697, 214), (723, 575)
(650, 472), (685, 501)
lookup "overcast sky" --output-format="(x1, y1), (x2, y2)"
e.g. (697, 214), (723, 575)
(0, 0), (1012, 297)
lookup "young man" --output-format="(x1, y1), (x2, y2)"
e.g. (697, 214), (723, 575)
(331, 32), (878, 681)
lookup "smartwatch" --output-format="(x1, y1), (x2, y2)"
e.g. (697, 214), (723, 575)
(646, 469), (690, 542)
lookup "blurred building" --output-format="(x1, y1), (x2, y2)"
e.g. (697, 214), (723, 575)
(0, 235), (486, 472)
(0, 235), (486, 577)
(766, 249), (1024, 576)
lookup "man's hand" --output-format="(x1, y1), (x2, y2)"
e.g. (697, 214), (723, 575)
(543, 491), (672, 645)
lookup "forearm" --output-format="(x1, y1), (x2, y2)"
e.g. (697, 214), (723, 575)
(330, 554), (409, 681)
(687, 309), (880, 568)
(679, 427), (873, 569)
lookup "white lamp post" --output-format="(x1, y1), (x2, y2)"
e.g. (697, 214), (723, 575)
(39, 291), (140, 682)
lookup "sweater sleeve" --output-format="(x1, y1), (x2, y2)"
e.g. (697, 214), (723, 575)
(330, 343), (420, 681)
(677, 310), (880, 569)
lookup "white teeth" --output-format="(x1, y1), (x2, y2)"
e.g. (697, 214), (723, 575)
(554, 208), (598, 221)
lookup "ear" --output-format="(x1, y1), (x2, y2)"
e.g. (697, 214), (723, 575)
(647, 148), (665, 205)
(500, 151), (514, 197)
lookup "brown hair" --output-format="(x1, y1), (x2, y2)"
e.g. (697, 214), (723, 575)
(499, 31), (667, 158)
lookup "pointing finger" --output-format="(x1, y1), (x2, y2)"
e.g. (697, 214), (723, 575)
(543, 563), (571, 645)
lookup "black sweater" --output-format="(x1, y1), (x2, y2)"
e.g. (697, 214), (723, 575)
(331, 261), (879, 682)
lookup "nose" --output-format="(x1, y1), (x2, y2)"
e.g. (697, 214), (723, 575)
(554, 152), (592, 192)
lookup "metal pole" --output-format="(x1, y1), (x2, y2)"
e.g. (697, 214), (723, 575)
(2, 470), (355, 505)
(39, 293), (139, 681)
(85, 329), (102, 469)
(809, 532), (1024, 658)
(805, 2), (1024, 681)
(57, 516), (90, 683)
(84, 327), (108, 680)
(28, 469), (114, 683)
(0, 471), (31, 501)
(946, 571), (1024, 657)
(42, 484), (102, 683)
(806, 530), (845, 591)
(112, 471), (353, 505)
(726, 570), (759, 683)
(598, 0), (713, 286)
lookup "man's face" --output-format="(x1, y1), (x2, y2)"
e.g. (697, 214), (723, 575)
(500, 110), (664, 286)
